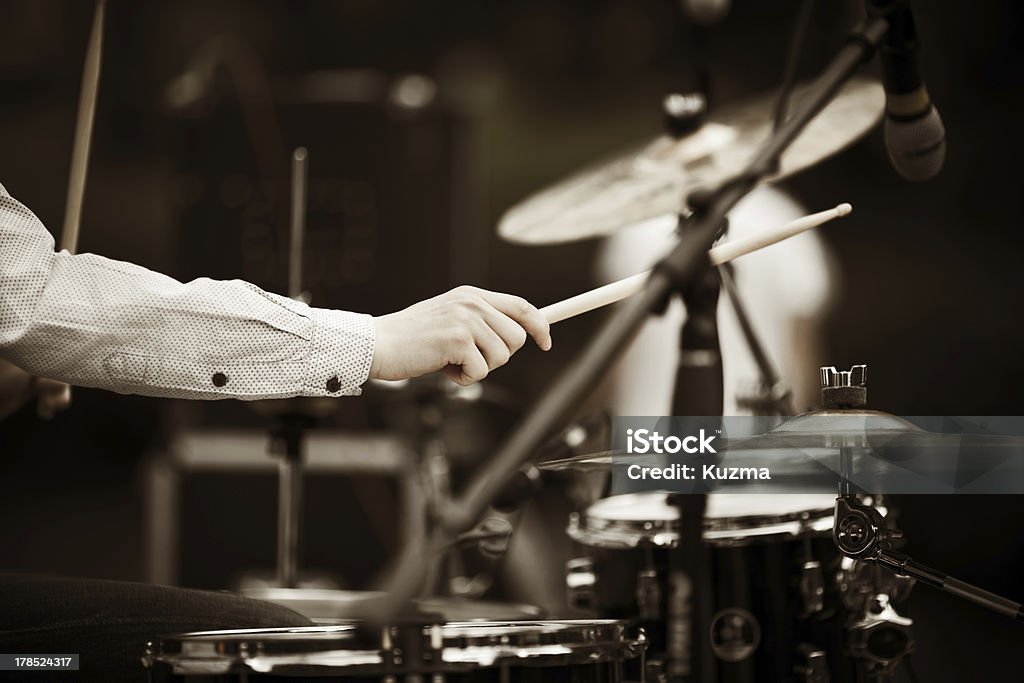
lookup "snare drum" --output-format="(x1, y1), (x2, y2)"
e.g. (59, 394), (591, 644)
(567, 493), (866, 682)
(144, 620), (646, 681)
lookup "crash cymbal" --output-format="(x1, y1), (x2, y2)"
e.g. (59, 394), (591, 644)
(498, 76), (883, 245)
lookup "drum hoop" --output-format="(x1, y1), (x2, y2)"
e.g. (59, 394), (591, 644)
(144, 621), (647, 675)
(568, 506), (837, 549)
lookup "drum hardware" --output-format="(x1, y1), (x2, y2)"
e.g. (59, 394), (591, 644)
(566, 557), (598, 611)
(143, 620), (648, 681)
(243, 149), (332, 591)
(269, 413), (315, 589)
(836, 558), (915, 615)
(846, 593), (914, 683)
(663, 92), (708, 139)
(820, 364), (868, 411)
(451, 517), (513, 557)
(833, 493), (1024, 622)
(793, 644), (830, 683)
(669, 217), (720, 680)
(798, 559), (826, 616)
(720, 263), (795, 416)
(637, 568), (664, 621)
(836, 558), (915, 683)
(820, 365), (1024, 622)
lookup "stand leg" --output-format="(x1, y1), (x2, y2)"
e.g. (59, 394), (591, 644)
(667, 252), (721, 682)
(272, 419), (310, 589)
(277, 452), (302, 589)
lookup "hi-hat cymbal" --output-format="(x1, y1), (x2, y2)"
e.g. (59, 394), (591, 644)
(498, 76), (883, 245)
(537, 410), (1024, 475)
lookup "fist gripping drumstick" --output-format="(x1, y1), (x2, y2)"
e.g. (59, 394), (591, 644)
(540, 203), (852, 325)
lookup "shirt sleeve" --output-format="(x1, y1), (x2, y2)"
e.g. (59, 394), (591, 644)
(0, 182), (375, 400)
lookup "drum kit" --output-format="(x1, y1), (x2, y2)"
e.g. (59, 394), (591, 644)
(131, 6), (1024, 683)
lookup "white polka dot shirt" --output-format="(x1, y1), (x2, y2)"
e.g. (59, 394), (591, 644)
(0, 182), (375, 399)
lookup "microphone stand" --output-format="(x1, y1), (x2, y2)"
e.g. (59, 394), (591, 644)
(664, 252), (720, 682)
(370, 15), (893, 628)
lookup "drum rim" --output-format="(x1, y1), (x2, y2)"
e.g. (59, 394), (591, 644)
(143, 620), (647, 675)
(567, 492), (841, 549)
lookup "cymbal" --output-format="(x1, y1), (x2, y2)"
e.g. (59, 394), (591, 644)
(537, 410), (1024, 475)
(724, 411), (1024, 452)
(498, 76), (883, 245)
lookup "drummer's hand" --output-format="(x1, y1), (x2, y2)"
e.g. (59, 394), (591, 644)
(0, 359), (72, 420)
(371, 286), (552, 385)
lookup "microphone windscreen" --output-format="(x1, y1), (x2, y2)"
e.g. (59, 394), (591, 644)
(884, 105), (947, 181)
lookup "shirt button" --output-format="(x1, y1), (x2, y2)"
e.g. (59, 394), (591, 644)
(326, 376), (342, 393)
(212, 372), (228, 387)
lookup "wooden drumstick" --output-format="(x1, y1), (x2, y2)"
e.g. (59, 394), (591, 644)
(540, 203), (852, 324)
(61, 0), (106, 254)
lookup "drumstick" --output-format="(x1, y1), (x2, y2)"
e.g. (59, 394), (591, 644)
(541, 203), (852, 324)
(61, 0), (105, 254)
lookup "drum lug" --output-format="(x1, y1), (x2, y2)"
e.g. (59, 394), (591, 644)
(644, 657), (669, 683)
(837, 557), (915, 614)
(793, 644), (830, 683)
(566, 557), (597, 610)
(636, 569), (662, 620)
(846, 594), (914, 681)
(799, 560), (826, 616)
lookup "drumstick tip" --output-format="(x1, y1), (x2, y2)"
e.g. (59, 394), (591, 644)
(836, 202), (853, 217)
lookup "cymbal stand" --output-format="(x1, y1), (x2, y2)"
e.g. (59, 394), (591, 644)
(669, 239), (719, 682)
(271, 148), (313, 589)
(824, 366), (1024, 625)
(834, 495), (1024, 622)
(271, 413), (315, 588)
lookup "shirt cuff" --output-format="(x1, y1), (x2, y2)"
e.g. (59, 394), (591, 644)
(302, 308), (376, 396)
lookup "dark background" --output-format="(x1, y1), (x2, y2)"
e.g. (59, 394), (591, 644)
(1, 0), (1023, 679)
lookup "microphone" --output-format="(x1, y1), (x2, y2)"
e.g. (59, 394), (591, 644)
(866, 0), (946, 181)
(680, 0), (731, 26)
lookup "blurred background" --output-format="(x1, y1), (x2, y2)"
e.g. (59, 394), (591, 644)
(1, 0), (1023, 678)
